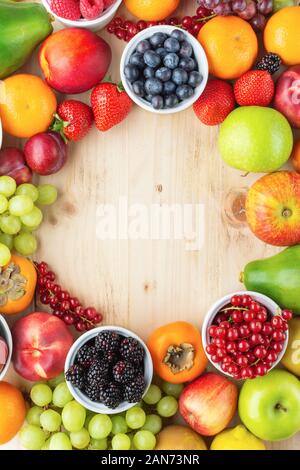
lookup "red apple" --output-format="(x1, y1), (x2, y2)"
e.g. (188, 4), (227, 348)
(24, 131), (68, 176)
(0, 147), (32, 184)
(12, 312), (73, 381)
(179, 372), (238, 436)
(246, 171), (300, 246)
(274, 66), (300, 129)
(0, 336), (8, 372)
(39, 28), (112, 94)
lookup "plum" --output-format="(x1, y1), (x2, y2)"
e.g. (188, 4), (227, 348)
(274, 65), (300, 129)
(24, 131), (68, 176)
(0, 147), (32, 184)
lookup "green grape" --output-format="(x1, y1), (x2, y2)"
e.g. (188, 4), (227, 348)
(157, 396), (178, 418)
(85, 412), (95, 428)
(14, 232), (37, 255)
(26, 406), (43, 427)
(40, 409), (62, 432)
(21, 206), (43, 228)
(16, 184), (39, 202)
(20, 223), (39, 233)
(49, 432), (72, 450)
(0, 214), (21, 235)
(8, 195), (34, 216)
(37, 184), (58, 205)
(62, 400), (86, 433)
(89, 437), (108, 450)
(0, 176), (16, 197)
(70, 428), (90, 449)
(88, 414), (112, 439)
(142, 414), (162, 434)
(161, 381), (184, 399)
(0, 232), (13, 250)
(273, 0), (294, 11)
(52, 382), (73, 408)
(30, 384), (52, 407)
(125, 407), (146, 430)
(143, 384), (162, 405)
(41, 438), (51, 450)
(48, 372), (65, 388)
(133, 430), (156, 450)
(0, 243), (11, 266)
(111, 415), (128, 435)
(19, 424), (46, 450)
(0, 195), (8, 214)
(112, 433), (131, 450)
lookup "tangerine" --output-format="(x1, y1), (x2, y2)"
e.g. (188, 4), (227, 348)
(0, 381), (26, 444)
(124, 0), (180, 21)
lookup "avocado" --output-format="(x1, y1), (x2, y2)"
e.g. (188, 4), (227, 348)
(241, 245), (300, 315)
(0, 0), (53, 79)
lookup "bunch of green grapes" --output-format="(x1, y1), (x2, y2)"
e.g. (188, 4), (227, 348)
(0, 176), (57, 265)
(20, 375), (182, 451)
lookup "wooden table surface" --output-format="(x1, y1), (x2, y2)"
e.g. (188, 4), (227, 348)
(1, 0), (299, 450)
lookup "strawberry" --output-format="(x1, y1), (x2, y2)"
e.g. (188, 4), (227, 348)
(80, 0), (104, 20)
(91, 82), (133, 132)
(50, 0), (81, 20)
(234, 70), (275, 107)
(53, 100), (94, 142)
(193, 79), (236, 126)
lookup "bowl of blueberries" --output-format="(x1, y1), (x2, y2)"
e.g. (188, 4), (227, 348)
(120, 25), (208, 114)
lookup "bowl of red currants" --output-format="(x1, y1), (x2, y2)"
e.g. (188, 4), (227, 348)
(202, 291), (291, 380)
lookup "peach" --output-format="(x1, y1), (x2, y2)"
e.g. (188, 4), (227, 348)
(274, 66), (300, 129)
(39, 28), (112, 94)
(12, 312), (73, 381)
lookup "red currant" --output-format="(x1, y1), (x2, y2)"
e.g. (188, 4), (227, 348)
(40, 293), (50, 304)
(227, 364), (239, 375)
(250, 302), (261, 313)
(231, 295), (242, 307)
(239, 324), (250, 337)
(93, 314), (103, 324)
(52, 284), (61, 294)
(249, 333), (264, 346)
(211, 354), (219, 363)
(236, 355), (248, 367)
(182, 16), (193, 28)
(271, 342), (284, 353)
(69, 297), (80, 309)
(53, 309), (63, 318)
(255, 364), (268, 376)
(222, 355), (232, 365)
(169, 17), (179, 25)
(219, 321), (231, 329)
(61, 300), (71, 311)
(63, 314), (75, 325)
(281, 321), (289, 331)
(243, 311), (255, 323)
(266, 350), (278, 363)
(208, 325), (217, 337)
(137, 20), (147, 30)
(75, 321), (86, 332)
(281, 309), (293, 321)
(271, 316), (283, 329)
(227, 327), (239, 341)
(238, 340), (250, 352)
(214, 337), (226, 348)
(215, 327), (226, 339)
(231, 310), (243, 323)
(216, 348), (227, 359)
(206, 344), (216, 355)
(262, 322), (273, 335)
(49, 297), (58, 309)
(256, 308), (268, 323)
(272, 330), (285, 342)
(241, 294), (253, 307)
(196, 6), (211, 17)
(249, 320), (263, 333)
(254, 346), (267, 359)
(226, 341), (237, 353)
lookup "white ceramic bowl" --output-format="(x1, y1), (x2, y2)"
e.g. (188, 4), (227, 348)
(120, 25), (209, 114)
(0, 315), (13, 381)
(42, 0), (122, 32)
(202, 291), (289, 379)
(65, 325), (153, 414)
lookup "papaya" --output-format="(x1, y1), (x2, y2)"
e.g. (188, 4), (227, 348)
(241, 245), (300, 315)
(0, 0), (53, 79)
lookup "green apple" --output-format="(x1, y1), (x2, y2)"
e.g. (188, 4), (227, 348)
(238, 369), (300, 441)
(218, 106), (293, 173)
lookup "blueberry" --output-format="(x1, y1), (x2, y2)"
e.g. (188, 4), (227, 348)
(171, 29), (186, 42)
(179, 57), (196, 72)
(145, 94), (153, 102)
(176, 84), (194, 101)
(136, 39), (151, 54)
(144, 66), (155, 79)
(151, 95), (164, 110)
(164, 37), (180, 53)
(130, 52), (145, 69)
(163, 53), (179, 70)
(179, 40), (193, 58)
(188, 71), (203, 88)
(155, 67), (172, 82)
(156, 47), (168, 59)
(149, 32), (168, 48)
(132, 80), (145, 97)
(145, 78), (163, 95)
(172, 68), (188, 85)
(163, 80), (176, 95)
(144, 50), (161, 68)
(165, 94), (179, 108)
(124, 64), (140, 83)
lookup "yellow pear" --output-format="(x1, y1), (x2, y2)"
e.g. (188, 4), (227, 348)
(211, 425), (266, 450)
(281, 318), (300, 376)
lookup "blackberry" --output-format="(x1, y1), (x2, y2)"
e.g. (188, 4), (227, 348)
(87, 359), (109, 386)
(76, 344), (97, 367)
(95, 331), (120, 353)
(99, 382), (122, 409)
(84, 383), (101, 402)
(65, 364), (85, 388)
(113, 361), (136, 384)
(256, 53), (281, 75)
(119, 337), (145, 365)
(103, 351), (119, 364)
(123, 375), (146, 403)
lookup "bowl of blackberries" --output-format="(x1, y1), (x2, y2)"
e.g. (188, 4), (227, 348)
(64, 326), (153, 414)
(120, 25), (208, 114)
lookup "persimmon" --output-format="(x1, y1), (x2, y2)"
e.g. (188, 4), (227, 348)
(147, 321), (207, 384)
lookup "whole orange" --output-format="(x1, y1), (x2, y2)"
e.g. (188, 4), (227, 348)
(198, 16), (258, 80)
(292, 140), (300, 173)
(264, 6), (300, 66)
(124, 0), (180, 21)
(0, 74), (57, 138)
(0, 381), (26, 444)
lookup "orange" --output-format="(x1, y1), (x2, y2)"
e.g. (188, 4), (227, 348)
(124, 0), (180, 21)
(0, 74), (57, 138)
(292, 140), (300, 173)
(198, 16), (258, 80)
(264, 6), (300, 66)
(0, 382), (26, 444)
